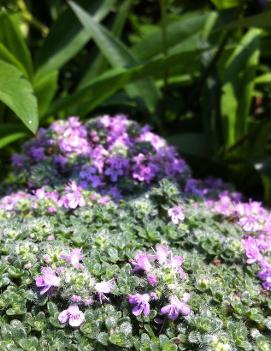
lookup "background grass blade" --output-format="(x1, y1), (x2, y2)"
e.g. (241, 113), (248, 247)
(69, 0), (160, 113)
(49, 48), (204, 116)
(220, 29), (261, 148)
(34, 0), (116, 77)
(78, 0), (132, 89)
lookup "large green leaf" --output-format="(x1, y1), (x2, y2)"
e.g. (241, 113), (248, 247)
(69, 0), (160, 112)
(0, 12), (32, 78)
(132, 12), (210, 61)
(225, 11), (271, 29)
(49, 48), (204, 116)
(220, 29), (261, 147)
(0, 43), (28, 77)
(34, 0), (116, 77)
(0, 60), (38, 133)
(34, 71), (59, 118)
(78, 0), (132, 89)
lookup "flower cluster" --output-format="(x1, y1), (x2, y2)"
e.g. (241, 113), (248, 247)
(11, 115), (189, 197)
(207, 195), (271, 290)
(129, 244), (192, 321)
(35, 247), (115, 327)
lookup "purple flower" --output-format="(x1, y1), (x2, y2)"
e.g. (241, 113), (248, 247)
(61, 248), (83, 268)
(95, 280), (114, 304)
(161, 295), (191, 320)
(132, 154), (159, 183)
(58, 304), (85, 327)
(104, 155), (129, 182)
(242, 237), (262, 264)
(35, 267), (60, 295)
(128, 293), (150, 316)
(131, 252), (153, 273)
(53, 155), (68, 171)
(258, 262), (271, 290)
(168, 206), (185, 224)
(147, 274), (158, 286)
(11, 154), (28, 169)
(28, 146), (45, 162)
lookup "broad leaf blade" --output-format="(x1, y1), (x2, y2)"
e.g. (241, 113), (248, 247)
(132, 12), (209, 61)
(225, 11), (271, 30)
(0, 43), (28, 77)
(0, 60), (38, 133)
(0, 12), (33, 78)
(69, 0), (160, 112)
(34, 0), (116, 77)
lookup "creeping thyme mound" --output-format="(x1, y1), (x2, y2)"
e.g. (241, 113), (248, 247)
(0, 115), (270, 351)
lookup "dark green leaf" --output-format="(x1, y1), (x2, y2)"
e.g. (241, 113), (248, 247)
(78, 0), (132, 89)
(132, 12), (210, 61)
(69, 0), (160, 112)
(49, 48), (204, 116)
(34, 0), (116, 77)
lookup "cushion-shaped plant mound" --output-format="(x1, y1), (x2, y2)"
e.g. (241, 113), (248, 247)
(0, 115), (270, 351)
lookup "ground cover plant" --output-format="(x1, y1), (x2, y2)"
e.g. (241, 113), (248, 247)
(1, 1), (271, 202)
(0, 115), (270, 351)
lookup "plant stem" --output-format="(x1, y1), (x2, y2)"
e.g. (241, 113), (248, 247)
(159, 0), (169, 123)
(160, 0), (169, 91)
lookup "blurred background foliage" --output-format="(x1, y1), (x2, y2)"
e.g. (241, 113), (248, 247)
(0, 0), (271, 202)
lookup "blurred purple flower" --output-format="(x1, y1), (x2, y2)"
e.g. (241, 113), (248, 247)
(35, 267), (60, 295)
(128, 293), (150, 316)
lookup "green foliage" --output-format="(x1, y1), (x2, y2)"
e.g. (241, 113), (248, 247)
(0, 60), (38, 133)
(0, 178), (270, 350)
(1, 0), (271, 199)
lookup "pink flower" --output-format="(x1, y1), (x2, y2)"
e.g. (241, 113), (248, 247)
(95, 280), (114, 304)
(58, 305), (85, 327)
(35, 267), (60, 295)
(59, 181), (85, 209)
(71, 295), (81, 303)
(61, 248), (83, 268)
(156, 244), (170, 265)
(168, 206), (185, 224)
(131, 252), (153, 273)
